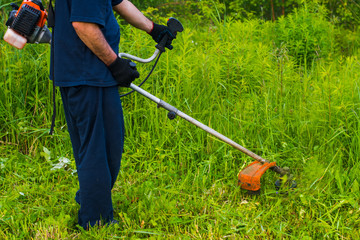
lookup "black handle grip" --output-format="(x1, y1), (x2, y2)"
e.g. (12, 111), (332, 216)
(167, 17), (184, 34)
(156, 17), (184, 52)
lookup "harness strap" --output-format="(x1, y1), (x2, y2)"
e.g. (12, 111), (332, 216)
(48, 0), (56, 135)
(47, 0), (55, 28)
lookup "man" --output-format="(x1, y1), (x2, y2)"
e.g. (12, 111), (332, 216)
(51, 0), (174, 229)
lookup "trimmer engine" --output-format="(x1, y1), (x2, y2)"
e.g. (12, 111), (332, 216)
(4, 0), (51, 49)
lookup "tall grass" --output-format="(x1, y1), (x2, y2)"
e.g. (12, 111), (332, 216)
(1, 3), (360, 239)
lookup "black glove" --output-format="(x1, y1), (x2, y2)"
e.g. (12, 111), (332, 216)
(108, 57), (139, 87)
(148, 22), (176, 50)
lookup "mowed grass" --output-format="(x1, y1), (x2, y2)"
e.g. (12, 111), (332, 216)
(1, 6), (360, 239)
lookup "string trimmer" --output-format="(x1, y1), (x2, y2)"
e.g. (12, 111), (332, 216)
(120, 18), (296, 194)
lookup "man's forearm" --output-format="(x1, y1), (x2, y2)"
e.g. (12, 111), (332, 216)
(72, 22), (117, 66)
(113, 0), (153, 33)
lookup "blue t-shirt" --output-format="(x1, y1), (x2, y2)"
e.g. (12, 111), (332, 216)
(51, 0), (123, 87)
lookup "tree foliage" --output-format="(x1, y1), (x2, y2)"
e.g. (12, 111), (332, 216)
(130, 0), (359, 28)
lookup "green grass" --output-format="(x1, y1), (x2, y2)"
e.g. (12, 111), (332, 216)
(1, 3), (360, 239)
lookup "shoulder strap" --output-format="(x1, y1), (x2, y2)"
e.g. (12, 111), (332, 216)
(47, 0), (55, 28)
(48, 0), (56, 135)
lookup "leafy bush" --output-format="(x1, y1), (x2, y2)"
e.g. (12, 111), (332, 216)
(273, 3), (337, 66)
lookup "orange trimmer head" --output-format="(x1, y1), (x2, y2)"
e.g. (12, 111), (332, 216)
(238, 161), (277, 191)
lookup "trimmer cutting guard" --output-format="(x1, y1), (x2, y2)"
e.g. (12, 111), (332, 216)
(238, 161), (277, 191)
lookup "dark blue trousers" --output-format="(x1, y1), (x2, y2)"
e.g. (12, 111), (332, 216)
(60, 85), (124, 229)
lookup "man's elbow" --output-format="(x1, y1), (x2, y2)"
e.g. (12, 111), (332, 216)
(72, 22), (101, 33)
(72, 21), (84, 31)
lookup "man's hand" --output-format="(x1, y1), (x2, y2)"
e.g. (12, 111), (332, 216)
(108, 57), (139, 87)
(112, 0), (175, 49)
(148, 23), (176, 49)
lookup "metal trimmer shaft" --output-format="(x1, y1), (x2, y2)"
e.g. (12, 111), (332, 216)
(130, 83), (271, 164)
